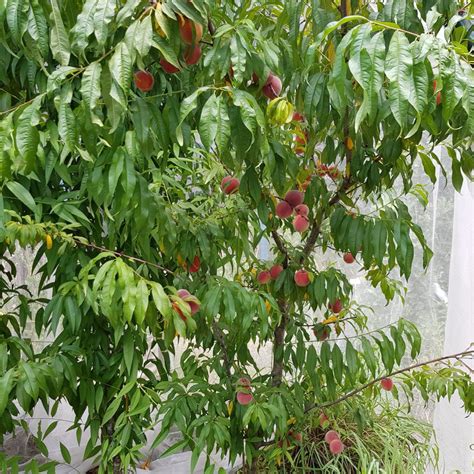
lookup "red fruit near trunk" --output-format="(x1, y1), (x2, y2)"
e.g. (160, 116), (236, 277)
(178, 17), (203, 45)
(276, 200), (293, 219)
(221, 176), (240, 194)
(294, 204), (309, 217)
(189, 255), (200, 273)
(329, 439), (344, 455)
(262, 73), (282, 99)
(381, 378), (394, 391)
(160, 58), (180, 74)
(284, 190), (304, 208)
(269, 264), (283, 280)
(236, 391), (253, 405)
(343, 253), (355, 264)
(329, 299), (343, 314)
(293, 215), (309, 233)
(257, 270), (271, 285)
(183, 44), (202, 65)
(294, 269), (310, 287)
(177, 289), (200, 315)
(324, 430), (340, 444)
(134, 70), (154, 92)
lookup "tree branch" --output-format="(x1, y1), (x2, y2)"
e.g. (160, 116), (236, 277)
(211, 320), (233, 378)
(305, 349), (474, 413)
(271, 230), (289, 268)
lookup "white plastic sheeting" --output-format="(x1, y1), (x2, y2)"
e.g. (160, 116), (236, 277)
(432, 181), (474, 473)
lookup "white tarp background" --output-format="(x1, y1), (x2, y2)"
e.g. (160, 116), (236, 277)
(431, 181), (474, 473)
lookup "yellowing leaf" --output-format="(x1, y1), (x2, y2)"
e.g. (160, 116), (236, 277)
(323, 315), (338, 325)
(227, 400), (234, 416)
(287, 417), (296, 425)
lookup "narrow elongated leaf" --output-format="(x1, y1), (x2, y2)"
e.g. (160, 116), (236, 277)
(94, 0), (116, 48)
(50, 0), (71, 65)
(71, 0), (97, 53)
(385, 31), (412, 129)
(81, 62), (103, 125)
(6, 181), (37, 214)
(27, 1), (49, 56)
(6, 0), (28, 45)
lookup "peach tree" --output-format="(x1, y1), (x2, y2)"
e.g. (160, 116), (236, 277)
(0, 0), (473, 472)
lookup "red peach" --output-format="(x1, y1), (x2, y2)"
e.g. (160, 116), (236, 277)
(381, 378), (394, 391)
(160, 58), (180, 74)
(343, 253), (355, 264)
(177, 289), (200, 315)
(329, 438), (344, 455)
(269, 264), (283, 280)
(284, 190), (304, 208)
(189, 255), (200, 273)
(294, 204), (309, 217)
(276, 200), (293, 219)
(236, 391), (253, 405)
(293, 215), (309, 233)
(178, 17), (203, 45)
(257, 270), (271, 285)
(290, 431), (303, 443)
(134, 70), (154, 92)
(292, 112), (305, 122)
(319, 412), (329, 427)
(262, 73), (282, 99)
(172, 301), (189, 321)
(221, 176), (240, 194)
(329, 299), (342, 314)
(314, 326), (330, 341)
(237, 377), (251, 387)
(294, 269), (310, 287)
(183, 44), (201, 65)
(324, 430), (340, 444)
(433, 80), (442, 105)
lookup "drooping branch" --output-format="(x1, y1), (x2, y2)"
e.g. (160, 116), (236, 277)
(305, 349), (474, 413)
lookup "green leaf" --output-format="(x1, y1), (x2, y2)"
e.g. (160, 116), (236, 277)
(0, 369), (14, 415)
(49, 0), (71, 65)
(385, 31), (412, 129)
(109, 42), (132, 107)
(71, 0), (97, 53)
(60, 443), (71, 464)
(6, 0), (29, 45)
(93, 0), (116, 49)
(15, 97), (41, 163)
(27, 1), (49, 57)
(81, 62), (103, 125)
(199, 94), (218, 150)
(5, 181), (37, 215)
(102, 397), (122, 425)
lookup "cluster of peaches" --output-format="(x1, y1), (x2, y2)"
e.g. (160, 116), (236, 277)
(133, 15), (204, 92)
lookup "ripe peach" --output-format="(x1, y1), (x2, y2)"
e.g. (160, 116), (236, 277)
(236, 391), (253, 405)
(292, 112), (304, 122)
(257, 270), (271, 284)
(289, 431), (303, 443)
(319, 412), (329, 427)
(262, 73), (282, 99)
(314, 326), (330, 341)
(172, 301), (190, 321)
(178, 17), (203, 45)
(160, 58), (180, 74)
(134, 70), (154, 92)
(189, 255), (200, 273)
(324, 430), (340, 444)
(276, 200), (293, 219)
(221, 176), (240, 194)
(177, 289), (200, 315)
(381, 378), (394, 391)
(293, 215), (309, 233)
(294, 204), (309, 217)
(329, 299), (342, 314)
(294, 269), (310, 287)
(284, 190), (304, 208)
(269, 264), (283, 280)
(343, 253), (355, 264)
(329, 438), (344, 455)
(183, 44), (201, 65)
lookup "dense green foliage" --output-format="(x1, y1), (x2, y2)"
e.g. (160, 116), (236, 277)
(0, 0), (473, 472)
